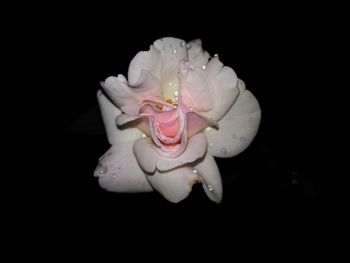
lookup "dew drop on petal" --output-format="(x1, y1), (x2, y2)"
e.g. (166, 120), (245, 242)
(193, 169), (198, 174)
(208, 185), (213, 192)
(180, 41), (186, 47)
(205, 127), (212, 132)
(202, 65), (206, 70)
(112, 173), (117, 178)
(172, 49), (177, 54)
(214, 54), (218, 57)
(141, 133), (147, 138)
(95, 164), (107, 176)
(186, 43), (192, 49)
(174, 90), (179, 97)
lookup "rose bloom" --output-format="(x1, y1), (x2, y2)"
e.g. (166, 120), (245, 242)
(94, 37), (261, 203)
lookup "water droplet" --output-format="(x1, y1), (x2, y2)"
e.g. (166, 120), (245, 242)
(141, 133), (147, 138)
(208, 185), (213, 192)
(240, 137), (246, 142)
(186, 43), (192, 49)
(174, 90), (179, 97)
(172, 49), (177, 54)
(189, 107), (193, 111)
(180, 41), (186, 47)
(177, 72), (181, 78)
(193, 169), (198, 174)
(168, 82), (172, 86)
(221, 148), (227, 155)
(112, 173), (117, 178)
(214, 54), (218, 57)
(205, 127), (212, 132)
(202, 65), (206, 70)
(95, 164), (107, 176)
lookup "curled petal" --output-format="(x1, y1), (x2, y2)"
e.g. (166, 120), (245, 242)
(101, 71), (161, 109)
(203, 57), (239, 121)
(101, 75), (137, 109)
(94, 143), (153, 193)
(128, 45), (161, 85)
(194, 153), (223, 203)
(179, 59), (214, 111)
(133, 133), (207, 173)
(153, 37), (189, 99)
(146, 166), (199, 203)
(97, 90), (141, 144)
(187, 39), (210, 68)
(205, 85), (261, 158)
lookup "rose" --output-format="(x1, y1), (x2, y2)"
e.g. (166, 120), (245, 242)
(94, 37), (261, 203)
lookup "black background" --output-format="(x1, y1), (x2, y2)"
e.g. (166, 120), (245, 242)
(20, 4), (345, 246)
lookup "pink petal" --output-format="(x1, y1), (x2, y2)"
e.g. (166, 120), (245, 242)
(95, 143), (153, 193)
(133, 133), (207, 173)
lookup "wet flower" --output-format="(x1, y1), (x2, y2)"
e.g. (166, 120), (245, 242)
(94, 37), (261, 203)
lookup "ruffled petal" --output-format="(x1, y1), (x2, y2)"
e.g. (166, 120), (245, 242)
(203, 57), (240, 121)
(133, 133), (207, 173)
(101, 75), (137, 109)
(101, 71), (161, 109)
(97, 90), (142, 145)
(146, 166), (199, 203)
(153, 37), (188, 99)
(179, 59), (214, 111)
(194, 153), (223, 203)
(187, 39), (210, 69)
(205, 82), (261, 158)
(128, 45), (161, 85)
(94, 143), (153, 193)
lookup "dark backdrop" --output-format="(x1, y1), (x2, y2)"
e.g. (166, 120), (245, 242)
(37, 6), (344, 241)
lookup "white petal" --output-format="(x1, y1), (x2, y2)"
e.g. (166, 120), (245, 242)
(153, 37), (188, 99)
(94, 143), (153, 193)
(179, 60), (214, 111)
(205, 85), (261, 158)
(97, 90), (142, 144)
(133, 138), (158, 174)
(128, 45), (161, 85)
(195, 153), (223, 203)
(203, 57), (239, 121)
(101, 75), (137, 109)
(133, 133), (208, 173)
(147, 166), (199, 203)
(101, 71), (161, 109)
(187, 39), (210, 68)
(156, 133), (208, 172)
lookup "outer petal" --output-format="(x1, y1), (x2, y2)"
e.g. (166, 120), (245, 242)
(94, 143), (153, 193)
(133, 133), (208, 173)
(203, 57), (240, 121)
(146, 166), (199, 203)
(179, 60), (214, 111)
(153, 37), (188, 99)
(97, 90), (142, 145)
(128, 45), (161, 85)
(187, 39), (210, 69)
(205, 81), (261, 158)
(194, 153), (223, 203)
(101, 71), (161, 109)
